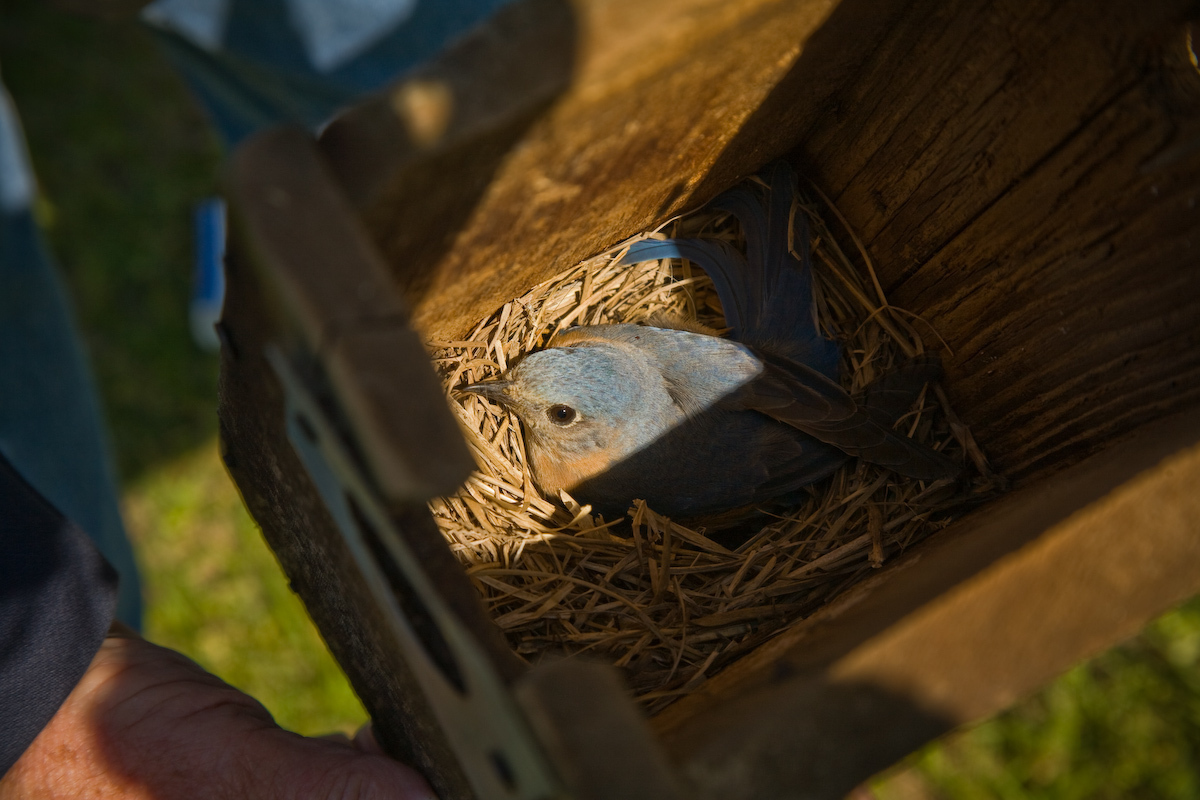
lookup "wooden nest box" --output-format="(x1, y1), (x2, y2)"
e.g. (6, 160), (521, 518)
(216, 1), (1200, 798)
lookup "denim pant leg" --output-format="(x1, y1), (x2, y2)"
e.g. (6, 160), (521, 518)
(0, 210), (143, 630)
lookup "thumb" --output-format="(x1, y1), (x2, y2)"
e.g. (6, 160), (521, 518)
(242, 727), (437, 800)
(2, 633), (438, 800)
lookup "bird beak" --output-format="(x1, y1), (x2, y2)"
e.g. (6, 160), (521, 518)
(459, 380), (514, 405)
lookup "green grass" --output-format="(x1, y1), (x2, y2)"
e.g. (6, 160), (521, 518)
(122, 442), (367, 735)
(0, 0), (365, 736)
(873, 597), (1200, 799)
(1, 0), (221, 482)
(3, 0), (1198, 786)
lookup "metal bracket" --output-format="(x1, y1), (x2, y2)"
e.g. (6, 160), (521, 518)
(266, 346), (566, 800)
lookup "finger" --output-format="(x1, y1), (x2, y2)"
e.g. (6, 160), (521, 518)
(316, 731), (353, 745)
(353, 723), (385, 756)
(248, 728), (438, 800)
(106, 619), (143, 639)
(5, 634), (438, 800)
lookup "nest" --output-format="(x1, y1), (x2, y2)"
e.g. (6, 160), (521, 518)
(428, 178), (1000, 714)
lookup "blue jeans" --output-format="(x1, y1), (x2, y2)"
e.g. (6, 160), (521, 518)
(0, 209), (142, 629)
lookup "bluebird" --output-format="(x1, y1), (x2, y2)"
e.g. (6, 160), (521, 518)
(463, 163), (958, 522)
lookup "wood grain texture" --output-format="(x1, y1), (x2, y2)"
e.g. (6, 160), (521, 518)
(785, 0), (1200, 482)
(654, 409), (1200, 800)
(216, 253), (479, 800)
(328, 0), (839, 343)
(640, 1), (1200, 776)
(514, 661), (686, 800)
(221, 134), (530, 800)
(228, 128), (477, 500)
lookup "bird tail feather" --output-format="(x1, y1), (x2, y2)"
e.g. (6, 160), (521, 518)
(621, 162), (840, 379)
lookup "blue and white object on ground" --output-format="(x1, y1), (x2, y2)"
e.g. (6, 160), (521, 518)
(190, 197), (226, 352)
(142, 0), (515, 146)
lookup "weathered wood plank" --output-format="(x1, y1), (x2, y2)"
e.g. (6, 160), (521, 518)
(324, 0), (839, 344)
(781, 0), (1200, 481)
(221, 132), (531, 800)
(653, 409), (1200, 800)
(227, 128), (477, 501)
(803, 0), (1156, 269)
(217, 252), (482, 799)
(892, 43), (1200, 480)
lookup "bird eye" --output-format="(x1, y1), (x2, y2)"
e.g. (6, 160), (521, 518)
(547, 404), (577, 425)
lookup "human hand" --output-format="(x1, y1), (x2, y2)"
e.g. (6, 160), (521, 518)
(0, 631), (435, 799)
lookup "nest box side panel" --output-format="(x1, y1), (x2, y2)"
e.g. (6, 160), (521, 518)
(321, 0), (843, 345)
(655, 410), (1200, 800)
(216, 245), (481, 800)
(775, 0), (1200, 483)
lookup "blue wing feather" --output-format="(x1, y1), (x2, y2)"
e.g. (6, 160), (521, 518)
(620, 238), (751, 336)
(620, 162), (840, 379)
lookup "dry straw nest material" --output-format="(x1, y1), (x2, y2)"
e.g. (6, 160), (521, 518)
(428, 177), (1000, 714)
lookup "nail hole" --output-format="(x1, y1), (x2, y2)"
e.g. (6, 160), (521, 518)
(489, 749), (517, 791)
(296, 413), (319, 444)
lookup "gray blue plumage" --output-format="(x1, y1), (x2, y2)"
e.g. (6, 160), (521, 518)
(465, 163), (958, 522)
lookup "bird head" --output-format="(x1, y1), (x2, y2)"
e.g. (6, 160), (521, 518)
(461, 344), (680, 494)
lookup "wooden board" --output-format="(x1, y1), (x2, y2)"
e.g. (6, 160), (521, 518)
(652, 408), (1200, 799)
(787, 0), (1200, 483)
(320, 0), (841, 342)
